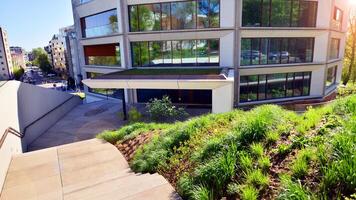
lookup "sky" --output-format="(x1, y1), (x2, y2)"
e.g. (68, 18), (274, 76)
(0, 0), (74, 51)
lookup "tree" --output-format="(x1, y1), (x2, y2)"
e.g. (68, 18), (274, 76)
(30, 47), (53, 73)
(13, 66), (24, 80)
(342, 9), (356, 85)
(36, 54), (52, 73)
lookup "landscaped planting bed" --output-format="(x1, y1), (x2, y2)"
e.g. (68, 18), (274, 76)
(98, 95), (356, 200)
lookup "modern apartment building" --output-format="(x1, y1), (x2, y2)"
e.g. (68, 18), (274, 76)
(46, 35), (67, 75)
(0, 27), (13, 80)
(71, 0), (349, 113)
(10, 46), (26, 68)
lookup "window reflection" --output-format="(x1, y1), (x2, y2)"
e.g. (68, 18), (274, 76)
(240, 72), (311, 102)
(81, 9), (118, 38)
(241, 38), (314, 66)
(329, 38), (340, 60)
(129, 0), (220, 32)
(242, 0), (317, 27)
(326, 66), (337, 88)
(131, 39), (219, 67)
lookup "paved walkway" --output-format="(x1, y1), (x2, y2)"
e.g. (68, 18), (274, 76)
(1, 139), (180, 200)
(28, 100), (127, 151)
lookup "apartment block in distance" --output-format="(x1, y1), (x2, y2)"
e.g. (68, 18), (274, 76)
(72, 0), (349, 113)
(0, 27), (13, 80)
(10, 46), (26, 68)
(47, 35), (67, 74)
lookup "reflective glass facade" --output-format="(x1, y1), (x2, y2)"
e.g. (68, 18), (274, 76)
(329, 38), (340, 60)
(131, 39), (219, 67)
(86, 72), (123, 99)
(242, 0), (318, 27)
(84, 44), (121, 66)
(80, 9), (118, 38)
(129, 0), (220, 32)
(240, 72), (311, 102)
(326, 66), (337, 88)
(241, 38), (314, 66)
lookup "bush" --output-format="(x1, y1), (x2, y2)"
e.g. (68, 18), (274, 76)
(278, 174), (313, 200)
(239, 185), (259, 200)
(146, 96), (188, 121)
(128, 107), (142, 122)
(13, 66), (24, 80)
(245, 169), (269, 189)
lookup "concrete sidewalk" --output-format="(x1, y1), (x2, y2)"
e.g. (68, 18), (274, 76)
(0, 139), (180, 200)
(28, 100), (127, 151)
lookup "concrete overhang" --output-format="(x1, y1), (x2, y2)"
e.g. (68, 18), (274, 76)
(82, 68), (235, 90)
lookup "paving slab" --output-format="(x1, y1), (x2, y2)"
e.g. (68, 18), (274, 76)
(0, 139), (180, 200)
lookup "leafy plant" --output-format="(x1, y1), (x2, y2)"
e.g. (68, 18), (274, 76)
(239, 185), (259, 200)
(250, 143), (264, 158)
(146, 96), (188, 121)
(258, 155), (271, 172)
(128, 107), (142, 122)
(245, 169), (269, 189)
(278, 174), (313, 200)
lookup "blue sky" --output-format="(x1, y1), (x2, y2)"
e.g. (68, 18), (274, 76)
(0, 0), (74, 51)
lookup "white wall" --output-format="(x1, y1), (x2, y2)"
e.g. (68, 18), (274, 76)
(212, 83), (234, 113)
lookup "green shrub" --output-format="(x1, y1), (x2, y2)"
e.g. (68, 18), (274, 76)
(239, 151), (253, 172)
(277, 143), (292, 156)
(128, 107), (142, 122)
(291, 149), (314, 179)
(250, 143), (264, 158)
(13, 66), (24, 80)
(278, 174), (313, 200)
(258, 155), (271, 172)
(239, 185), (259, 200)
(177, 173), (194, 199)
(191, 185), (214, 200)
(146, 96), (188, 121)
(266, 131), (280, 145)
(245, 169), (269, 189)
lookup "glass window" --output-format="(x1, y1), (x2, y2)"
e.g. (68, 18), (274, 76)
(129, 0), (220, 32)
(209, 39), (220, 63)
(209, 0), (220, 27)
(240, 76), (249, 102)
(138, 4), (161, 31)
(242, 0), (262, 27)
(129, 6), (139, 32)
(326, 66), (337, 88)
(81, 9), (118, 38)
(131, 39), (219, 67)
(163, 41), (173, 64)
(267, 73), (286, 99)
(258, 75), (267, 100)
(182, 40), (196, 64)
(286, 73), (294, 97)
(171, 1), (197, 29)
(303, 72), (311, 95)
(149, 41), (163, 65)
(162, 3), (171, 30)
(172, 41), (182, 64)
(197, 40), (209, 63)
(242, 0), (317, 27)
(329, 38), (340, 60)
(84, 44), (120, 66)
(241, 37), (314, 66)
(248, 75), (258, 101)
(241, 39), (252, 66)
(294, 72), (304, 96)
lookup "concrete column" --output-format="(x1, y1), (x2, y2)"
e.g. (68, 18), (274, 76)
(212, 83), (234, 113)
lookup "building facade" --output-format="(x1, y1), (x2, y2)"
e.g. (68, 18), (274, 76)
(46, 35), (67, 74)
(10, 46), (26, 68)
(0, 27), (13, 80)
(71, 0), (349, 113)
(60, 26), (83, 87)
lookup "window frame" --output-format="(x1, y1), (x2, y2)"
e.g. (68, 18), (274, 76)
(128, 0), (221, 32)
(241, 37), (315, 66)
(131, 39), (220, 67)
(239, 71), (312, 103)
(80, 9), (118, 38)
(325, 65), (338, 89)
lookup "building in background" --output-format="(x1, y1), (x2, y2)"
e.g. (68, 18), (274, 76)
(71, 0), (349, 113)
(10, 46), (26, 68)
(46, 35), (67, 75)
(60, 25), (82, 88)
(0, 27), (13, 80)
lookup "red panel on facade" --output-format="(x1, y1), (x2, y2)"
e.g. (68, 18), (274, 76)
(84, 44), (116, 56)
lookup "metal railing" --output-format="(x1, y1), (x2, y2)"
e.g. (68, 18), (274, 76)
(0, 127), (23, 149)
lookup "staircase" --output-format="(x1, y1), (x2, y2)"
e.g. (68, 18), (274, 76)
(0, 139), (180, 200)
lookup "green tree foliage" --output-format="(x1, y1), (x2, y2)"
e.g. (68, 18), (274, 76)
(13, 66), (24, 80)
(343, 9), (356, 85)
(31, 48), (53, 73)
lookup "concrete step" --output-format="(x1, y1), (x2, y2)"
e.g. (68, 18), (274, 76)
(0, 139), (179, 200)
